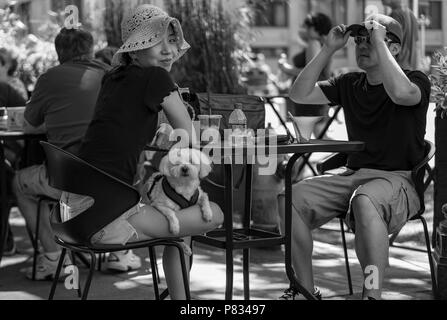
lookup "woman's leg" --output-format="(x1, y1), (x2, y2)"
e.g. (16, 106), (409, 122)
(128, 201), (223, 299)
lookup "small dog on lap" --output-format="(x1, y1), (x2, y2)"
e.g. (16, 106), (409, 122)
(143, 147), (213, 255)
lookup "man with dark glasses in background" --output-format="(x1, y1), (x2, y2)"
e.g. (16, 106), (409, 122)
(278, 14), (430, 300)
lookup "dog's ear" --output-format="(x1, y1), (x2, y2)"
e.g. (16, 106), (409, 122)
(159, 154), (171, 176)
(199, 151), (212, 179)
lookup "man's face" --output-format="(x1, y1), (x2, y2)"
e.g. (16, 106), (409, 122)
(353, 28), (400, 70)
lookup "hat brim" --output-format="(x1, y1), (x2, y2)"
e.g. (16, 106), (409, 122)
(111, 17), (190, 66)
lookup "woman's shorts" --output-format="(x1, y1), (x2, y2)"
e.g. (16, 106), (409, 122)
(278, 168), (420, 235)
(59, 192), (139, 245)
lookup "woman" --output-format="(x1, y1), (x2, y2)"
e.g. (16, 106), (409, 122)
(278, 13), (333, 140)
(62, 4), (223, 299)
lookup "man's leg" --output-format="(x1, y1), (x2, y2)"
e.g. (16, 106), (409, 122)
(277, 174), (354, 296)
(351, 195), (389, 300)
(12, 176), (59, 252)
(278, 196), (314, 292)
(348, 171), (419, 300)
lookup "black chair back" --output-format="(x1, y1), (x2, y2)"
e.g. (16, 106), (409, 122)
(40, 141), (140, 246)
(411, 140), (435, 218)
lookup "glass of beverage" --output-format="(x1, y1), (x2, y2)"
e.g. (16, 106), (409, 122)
(197, 115), (222, 143)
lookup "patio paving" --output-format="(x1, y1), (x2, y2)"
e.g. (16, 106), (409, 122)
(0, 209), (435, 300)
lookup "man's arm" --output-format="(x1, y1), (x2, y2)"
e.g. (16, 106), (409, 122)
(23, 117), (46, 134)
(289, 25), (351, 105)
(370, 20), (421, 106)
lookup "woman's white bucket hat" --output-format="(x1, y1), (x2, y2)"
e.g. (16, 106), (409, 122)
(112, 4), (190, 65)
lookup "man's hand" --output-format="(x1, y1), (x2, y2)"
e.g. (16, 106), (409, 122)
(365, 19), (387, 47)
(325, 25), (351, 53)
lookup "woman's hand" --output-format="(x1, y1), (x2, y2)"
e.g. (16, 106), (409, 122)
(324, 24), (350, 53)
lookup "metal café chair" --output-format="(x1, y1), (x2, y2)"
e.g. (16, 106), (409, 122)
(317, 139), (437, 297)
(40, 141), (190, 300)
(264, 94), (342, 176)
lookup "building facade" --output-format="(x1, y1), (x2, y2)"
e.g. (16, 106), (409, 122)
(249, 0), (447, 73)
(3, 0), (447, 72)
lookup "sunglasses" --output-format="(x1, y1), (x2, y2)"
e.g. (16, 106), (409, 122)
(353, 36), (394, 45)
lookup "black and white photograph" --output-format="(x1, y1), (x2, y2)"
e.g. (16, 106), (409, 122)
(0, 0), (446, 308)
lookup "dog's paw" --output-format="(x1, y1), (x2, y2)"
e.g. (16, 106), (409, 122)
(181, 243), (192, 256)
(169, 220), (180, 235)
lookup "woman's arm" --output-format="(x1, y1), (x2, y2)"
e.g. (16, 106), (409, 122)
(160, 90), (196, 146)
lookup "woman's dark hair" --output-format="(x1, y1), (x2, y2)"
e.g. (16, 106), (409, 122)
(303, 13), (333, 36)
(121, 52), (132, 65)
(54, 27), (94, 64)
(0, 48), (18, 76)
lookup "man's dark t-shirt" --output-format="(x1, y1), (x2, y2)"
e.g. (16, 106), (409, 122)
(78, 65), (176, 185)
(318, 70), (430, 171)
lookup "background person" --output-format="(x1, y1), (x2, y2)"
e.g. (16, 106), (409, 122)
(0, 48), (28, 100)
(382, 0), (420, 70)
(11, 27), (117, 280)
(278, 12), (333, 140)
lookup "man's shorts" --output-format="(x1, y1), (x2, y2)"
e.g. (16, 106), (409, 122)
(59, 192), (139, 245)
(279, 168), (420, 234)
(15, 164), (61, 201)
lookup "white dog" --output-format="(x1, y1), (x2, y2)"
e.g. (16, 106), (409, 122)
(144, 148), (213, 254)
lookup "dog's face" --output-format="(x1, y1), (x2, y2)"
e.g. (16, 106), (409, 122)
(159, 148), (212, 181)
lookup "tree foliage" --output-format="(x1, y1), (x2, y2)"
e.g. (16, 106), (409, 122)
(164, 0), (253, 94)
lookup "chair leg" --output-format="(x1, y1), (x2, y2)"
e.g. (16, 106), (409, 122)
(340, 218), (353, 295)
(48, 248), (67, 300)
(97, 253), (102, 271)
(175, 243), (191, 300)
(70, 251), (82, 298)
(81, 252), (97, 300)
(32, 198), (43, 280)
(419, 216), (438, 298)
(148, 246), (160, 300)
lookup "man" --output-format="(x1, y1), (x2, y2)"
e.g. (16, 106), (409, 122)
(278, 14), (430, 300)
(12, 28), (140, 280)
(382, 0), (420, 70)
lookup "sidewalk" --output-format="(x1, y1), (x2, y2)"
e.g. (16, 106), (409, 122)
(0, 210), (434, 300)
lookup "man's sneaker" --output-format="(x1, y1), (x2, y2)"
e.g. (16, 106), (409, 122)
(106, 250), (142, 272)
(24, 253), (72, 281)
(278, 286), (322, 300)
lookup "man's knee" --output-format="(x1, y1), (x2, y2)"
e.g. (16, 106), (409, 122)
(278, 182), (313, 209)
(352, 195), (381, 226)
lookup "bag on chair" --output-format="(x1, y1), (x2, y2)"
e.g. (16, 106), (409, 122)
(195, 93), (266, 216)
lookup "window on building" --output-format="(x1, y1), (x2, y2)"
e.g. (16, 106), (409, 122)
(253, 0), (289, 27)
(409, 0), (442, 30)
(308, 0), (348, 25)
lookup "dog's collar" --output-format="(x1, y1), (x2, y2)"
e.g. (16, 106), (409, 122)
(161, 176), (199, 209)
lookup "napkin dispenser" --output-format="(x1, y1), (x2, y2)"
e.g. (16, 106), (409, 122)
(7, 106), (26, 131)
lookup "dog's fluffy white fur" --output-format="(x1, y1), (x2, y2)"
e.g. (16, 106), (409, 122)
(144, 148), (213, 254)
